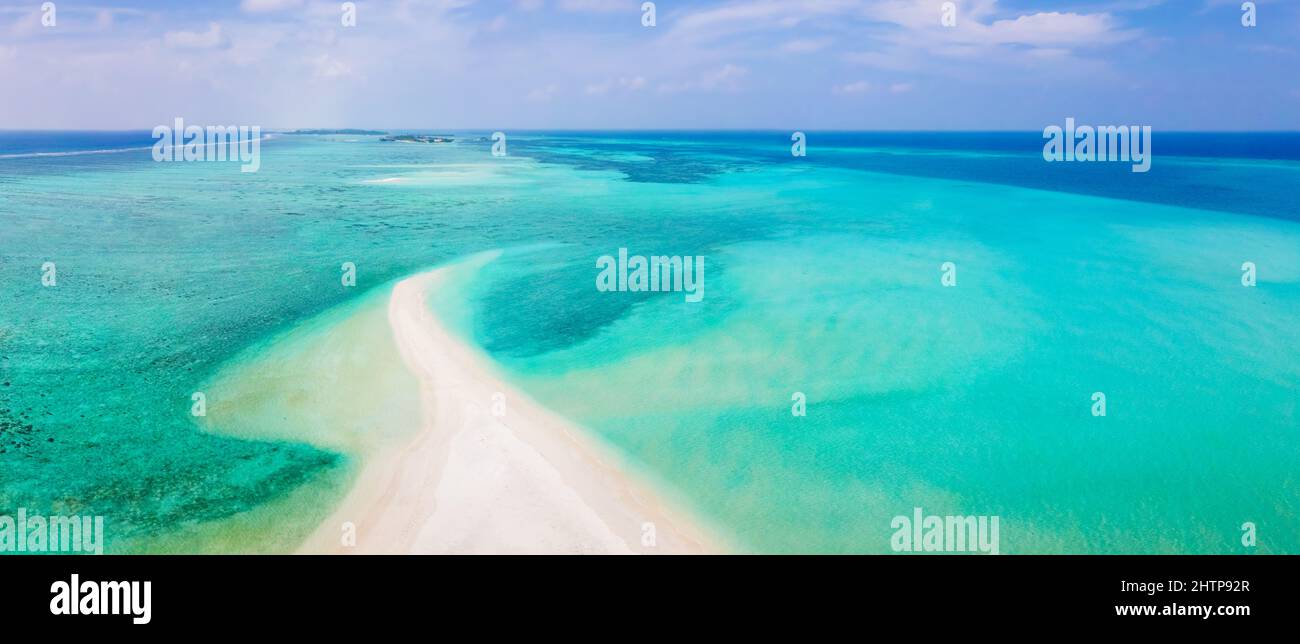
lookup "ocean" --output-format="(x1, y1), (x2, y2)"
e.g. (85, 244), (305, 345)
(1, 130), (1297, 553)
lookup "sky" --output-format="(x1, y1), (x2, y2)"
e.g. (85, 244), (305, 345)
(0, 0), (1296, 130)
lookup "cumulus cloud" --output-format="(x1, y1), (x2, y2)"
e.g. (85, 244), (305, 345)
(879, 1), (1135, 50)
(972, 11), (1137, 47)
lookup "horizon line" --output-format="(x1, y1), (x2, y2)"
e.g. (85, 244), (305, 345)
(5, 128), (1300, 134)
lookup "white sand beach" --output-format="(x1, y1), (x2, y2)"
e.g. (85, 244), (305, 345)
(267, 260), (718, 554)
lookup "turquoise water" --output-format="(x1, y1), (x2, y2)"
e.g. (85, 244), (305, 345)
(1, 132), (1297, 552)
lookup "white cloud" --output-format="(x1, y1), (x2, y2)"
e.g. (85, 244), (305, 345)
(842, 50), (915, 71)
(585, 76), (647, 95)
(660, 64), (748, 93)
(703, 64), (747, 88)
(840, 0), (1141, 80)
(889, 81), (914, 93)
(163, 23), (226, 49)
(559, 0), (627, 12)
(1244, 43), (1295, 56)
(308, 53), (353, 79)
(669, 0), (858, 44)
(240, 0), (304, 13)
(975, 12), (1136, 47)
(1025, 47), (1070, 60)
(832, 80), (871, 95)
(864, 1), (1139, 49)
(780, 38), (833, 54)
(527, 84), (561, 102)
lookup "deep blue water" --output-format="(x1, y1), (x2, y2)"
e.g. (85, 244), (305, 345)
(0, 130), (156, 156)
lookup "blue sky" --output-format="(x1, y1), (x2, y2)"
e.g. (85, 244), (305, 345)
(0, 0), (1296, 130)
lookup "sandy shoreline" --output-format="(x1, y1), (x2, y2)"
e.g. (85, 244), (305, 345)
(295, 261), (718, 554)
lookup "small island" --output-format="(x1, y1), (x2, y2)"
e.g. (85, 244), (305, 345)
(380, 134), (455, 143)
